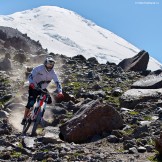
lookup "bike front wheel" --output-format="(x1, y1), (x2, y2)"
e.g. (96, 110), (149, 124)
(31, 112), (42, 136)
(22, 118), (32, 135)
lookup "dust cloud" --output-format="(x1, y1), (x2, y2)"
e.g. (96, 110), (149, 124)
(8, 55), (62, 133)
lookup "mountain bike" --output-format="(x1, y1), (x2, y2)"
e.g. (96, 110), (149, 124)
(22, 88), (50, 136)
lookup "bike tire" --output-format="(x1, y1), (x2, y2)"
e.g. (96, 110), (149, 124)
(31, 112), (42, 136)
(22, 119), (32, 135)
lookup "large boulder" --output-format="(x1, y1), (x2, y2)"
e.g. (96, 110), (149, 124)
(118, 50), (149, 71)
(87, 57), (99, 65)
(72, 55), (86, 62)
(60, 100), (124, 143)
(120, 88), (162, 109)
(132, 71), (162, 89)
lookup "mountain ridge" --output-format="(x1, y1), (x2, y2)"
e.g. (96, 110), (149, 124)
(0, 6), (161, 70)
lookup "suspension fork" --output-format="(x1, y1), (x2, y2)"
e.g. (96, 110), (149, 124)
(31, 99), (41, 120)
(41, 97), (48, 117)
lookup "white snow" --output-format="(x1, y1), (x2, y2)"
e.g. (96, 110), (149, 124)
(0, 6), (161, 70)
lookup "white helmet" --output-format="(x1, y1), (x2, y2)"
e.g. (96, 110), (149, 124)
(44, 57), (55, 72)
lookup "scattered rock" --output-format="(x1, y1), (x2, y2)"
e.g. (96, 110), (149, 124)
(118, 50), (149, 72)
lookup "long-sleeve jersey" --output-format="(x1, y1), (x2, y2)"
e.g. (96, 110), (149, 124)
(28, 64), (62, 92)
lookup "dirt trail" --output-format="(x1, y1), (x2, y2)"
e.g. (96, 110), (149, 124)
(8, 84), (55, 133)
(7, 61), (55, 133)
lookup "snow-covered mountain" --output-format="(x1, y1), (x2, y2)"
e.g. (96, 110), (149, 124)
(0, 6), (161, 70)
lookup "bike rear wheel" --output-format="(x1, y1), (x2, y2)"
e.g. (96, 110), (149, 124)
(22, 118), (32, 135)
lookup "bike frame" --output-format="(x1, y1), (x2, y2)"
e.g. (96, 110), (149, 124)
(31, 93), (48, 121)
(22, 88), (50, 136)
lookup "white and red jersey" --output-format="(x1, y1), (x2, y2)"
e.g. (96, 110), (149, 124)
(28, 64), (62, 92)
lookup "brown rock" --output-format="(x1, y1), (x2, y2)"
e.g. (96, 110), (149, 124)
(60, 100), (124, 143)
(118, 50), (149, 71)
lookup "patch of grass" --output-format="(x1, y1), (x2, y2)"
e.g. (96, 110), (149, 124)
(11, 151), (22, 158)
(116, 148), (125, 153)
(0, 102), (3, 107)
(148, 138), (155, 146)
(122, 128), (134, 136)
(128, 111), (139, 115)
(17, 142), (23, 149)
(70, 82), (80, 88)
(66, 112), (73, 119)
(3, 79), (10, 84)
(73, 152), (81, 157)
(143, 115), (152, 121)
(0, 97), (11, 106)
(105, 96), (120, 106)
(43, 149), (49, 153)
(66, 81), (88, 95)
(103, 86), (112, 92)
(136, 138), (142, 143)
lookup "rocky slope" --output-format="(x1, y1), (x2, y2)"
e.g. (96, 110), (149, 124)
(0, 27), (162, 161)
(0, 26), (47, 54)
(0, 52), (162, 161)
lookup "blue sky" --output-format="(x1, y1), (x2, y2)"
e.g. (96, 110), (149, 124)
(0, 0), (161, 63)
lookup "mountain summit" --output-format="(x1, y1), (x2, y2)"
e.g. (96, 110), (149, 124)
(0, 6), (161, 70)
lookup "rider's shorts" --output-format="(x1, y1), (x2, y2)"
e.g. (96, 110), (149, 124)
(26, 88), (52, 109)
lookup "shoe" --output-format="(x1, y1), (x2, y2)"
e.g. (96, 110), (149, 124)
(21, 118), (26, 125)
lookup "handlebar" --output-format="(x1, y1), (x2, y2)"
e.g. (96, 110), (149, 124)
(35, 87), (49, 95)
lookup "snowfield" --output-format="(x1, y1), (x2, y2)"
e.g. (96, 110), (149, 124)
(0, 6), (161, 70)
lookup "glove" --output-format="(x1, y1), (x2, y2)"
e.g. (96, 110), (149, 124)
(57, 92), (64, 99)
(29, 83), (35, 89)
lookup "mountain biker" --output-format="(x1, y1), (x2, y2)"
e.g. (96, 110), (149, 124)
(21, 55), (64, 125)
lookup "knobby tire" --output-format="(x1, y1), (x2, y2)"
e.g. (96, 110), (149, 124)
(22, 119), (32, 135)
(31, 112), (42, 136)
